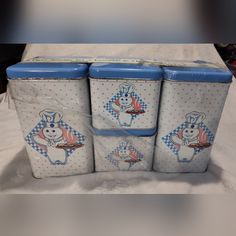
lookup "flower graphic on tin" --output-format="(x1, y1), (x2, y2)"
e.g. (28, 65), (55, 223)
(105, 141), (143, 170)
(25, 109), (85, 165)
(162, 111), (214, 163)
(104, 83), (147, 127)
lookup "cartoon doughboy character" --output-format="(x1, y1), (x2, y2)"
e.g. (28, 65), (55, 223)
(171, 111), (208, 162)
(113, 141), (132, 170)
(33, 109), (67, 165)
(113, 141), (142, 170)
(112, 83), (135, 127)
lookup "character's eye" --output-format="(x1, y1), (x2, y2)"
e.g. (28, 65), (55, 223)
(191, 125), (194, 129)
(185, 130), (188, 133)
(121, 98), (124, 101)
(52, 130), (55, 133)
(125, 99), (128, 101)
(46, 130), (49, 133)
(125, 93), (128, 97)
(124, 147), (126, 150)
(190, 130), (193, 133)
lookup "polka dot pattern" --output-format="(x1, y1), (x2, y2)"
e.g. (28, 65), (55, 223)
(9, 79), (94, 178)
(153, 81), (231, 172)
(89, 79), (161, 129)
(94, 135), (156, 172)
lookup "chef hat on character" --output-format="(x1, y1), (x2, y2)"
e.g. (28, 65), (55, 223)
(185, 111), (206, 129)
(119, 141), (130, 149)
(119, 83), (134, 95)
(39, 109), (63, 128)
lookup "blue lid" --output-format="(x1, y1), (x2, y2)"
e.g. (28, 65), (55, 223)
(89, 63), (163, 80)
(7, 62), (88, 79)
(93, 127), (157, 137)
(163, 66), (232, 83)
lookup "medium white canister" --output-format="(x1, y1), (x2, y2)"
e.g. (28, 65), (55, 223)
(93, 130), (156, 172)
(7, 62), (93, 178)
(89, 63), (162, 133)
(154, 66), (232, 172)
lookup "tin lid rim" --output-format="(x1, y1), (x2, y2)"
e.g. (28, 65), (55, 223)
(89, 63), (163, 80)
(163, 66), (233, 83)
(7, 62), (89, 79)
(93, 127), (157, 137)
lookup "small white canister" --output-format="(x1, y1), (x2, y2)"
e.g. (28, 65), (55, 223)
(7, 62), (93, 178)
(154, 66), (232, 173)
(89, 63), (162, 133)
(93, 130), (156, 172)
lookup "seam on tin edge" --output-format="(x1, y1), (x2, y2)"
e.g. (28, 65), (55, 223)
(89, 77), (163, 81)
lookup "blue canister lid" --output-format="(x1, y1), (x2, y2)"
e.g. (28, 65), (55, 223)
(163, 66), (232, 83)
(93, 127), (157, 137)
(7, 62), (88, 79)
(89, 63), (163, 80)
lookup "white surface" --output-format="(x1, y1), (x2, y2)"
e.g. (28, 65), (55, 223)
(0, 44), (236, 193)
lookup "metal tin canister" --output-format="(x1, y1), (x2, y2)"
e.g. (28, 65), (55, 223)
(89, 63), (162, 134)
(93, 130), (156, 172)
(154, 66), (233, 172)
(7, 62), (93, 178)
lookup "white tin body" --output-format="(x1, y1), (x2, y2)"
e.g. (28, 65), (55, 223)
(90, 78), (161, 130)
(94, 134), (156, 172)
(9, 79), (93, 178)
(154, 80), (231, 172)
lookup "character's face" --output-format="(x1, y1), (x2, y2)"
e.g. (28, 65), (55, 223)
(119, 146), (129, 158)
(43, 127), (63, 140)
(183, 126), (199, 140)
(119, 93), (132, 107)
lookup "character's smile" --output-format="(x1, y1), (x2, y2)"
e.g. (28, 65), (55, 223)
(185, 134), (194, 138)
(48, 134), (57, 138)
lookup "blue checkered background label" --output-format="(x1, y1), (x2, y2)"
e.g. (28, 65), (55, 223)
(104, 91), (147, 120)
(25, 120), (85, 159)
(105, 143), (144, 168)
(162, 122), (215, 156)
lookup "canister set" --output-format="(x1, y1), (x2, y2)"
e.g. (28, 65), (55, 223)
(7, 61), (232, 178)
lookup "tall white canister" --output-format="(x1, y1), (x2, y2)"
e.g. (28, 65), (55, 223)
(154, 66), (232, 172)
(89, 63), (162, 133)
(7, 62), (93, 178)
